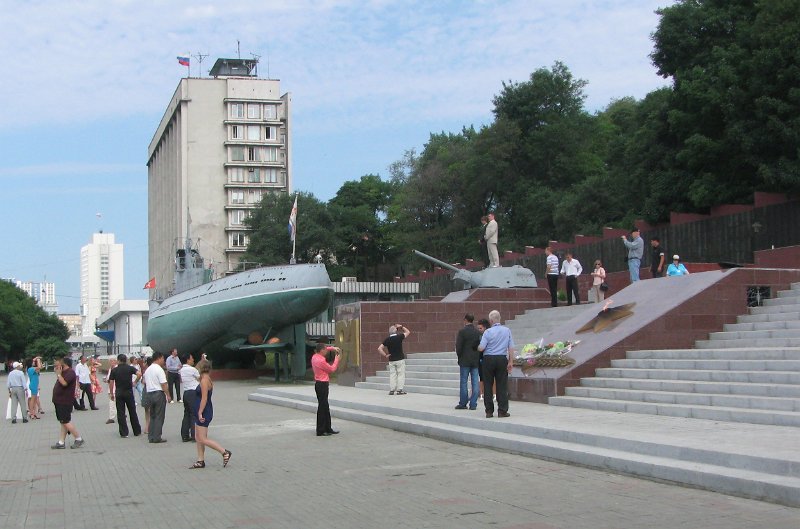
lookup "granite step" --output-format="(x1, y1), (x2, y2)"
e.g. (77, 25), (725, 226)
(355, 380), (459, 397)
(707, 329), (800, 340)
(763, 296), (800, 306)
(580, 377), (800, 398)
(594, 367), (800, 384)
(696, 337), (800, 348)
(249, 387), (800, 506)
(736, 311), (800, 324)
(627, 348), (800, 360)
(564, 386), (800, 412)
(610, 358), (800, 371)
(548, 395), (800, 427)
(723, 320), (800, 332)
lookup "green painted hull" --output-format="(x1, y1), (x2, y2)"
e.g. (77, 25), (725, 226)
(146, 264), (333, 355)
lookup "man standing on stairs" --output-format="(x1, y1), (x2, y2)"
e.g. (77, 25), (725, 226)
(455, 314), (481, 410)
(545, 246), (560, 307)
(621, 227), (644, 282)
(478, 310), (515, 418)
(378, 324), (411, 395)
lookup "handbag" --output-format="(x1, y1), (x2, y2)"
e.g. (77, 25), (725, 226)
(599, 282), (609, 292)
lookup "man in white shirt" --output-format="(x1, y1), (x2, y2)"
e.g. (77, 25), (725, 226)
(74, 356), (97, 411)
(560, 252), (583, 305)
(143, 352), (169, 443)
(179, 354), (200, 442)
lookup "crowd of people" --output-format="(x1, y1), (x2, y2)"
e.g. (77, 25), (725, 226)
(5, 349), (231, 469)
(478, 216), (690, 306)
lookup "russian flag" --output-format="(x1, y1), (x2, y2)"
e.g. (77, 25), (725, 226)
(177, 56), (190, 67)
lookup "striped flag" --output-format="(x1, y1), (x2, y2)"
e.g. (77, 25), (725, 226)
(288, 195), (298, 242)
(177, 56), (190, 67)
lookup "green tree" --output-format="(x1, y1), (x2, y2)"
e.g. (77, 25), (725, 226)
(328, 174), (398, 281)
(244, 192), (337, 271)
(651, 0), (800, 206)
(0, 280), (69, 362)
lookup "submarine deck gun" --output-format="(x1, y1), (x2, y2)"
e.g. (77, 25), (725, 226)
(413, 250), (537, 288)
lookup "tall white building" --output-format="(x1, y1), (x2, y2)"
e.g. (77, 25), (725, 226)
(147, 58), (292, 301)
(14, 280), (58, 314)
(80, 232), (124, 337)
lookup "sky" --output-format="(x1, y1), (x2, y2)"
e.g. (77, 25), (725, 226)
(0, 0), (674, 314)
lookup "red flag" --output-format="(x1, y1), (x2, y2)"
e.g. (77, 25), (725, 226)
(143, 277), (156, 289)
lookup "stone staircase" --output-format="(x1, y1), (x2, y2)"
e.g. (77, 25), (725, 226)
(549, 282), (800, 427)
(356, 352), (460, 396)
(355, 304), (590, 396)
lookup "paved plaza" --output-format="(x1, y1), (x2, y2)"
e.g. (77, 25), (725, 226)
(1, 372), (798, 529)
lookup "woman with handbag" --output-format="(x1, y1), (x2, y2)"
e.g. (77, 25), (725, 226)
(591, 259), (607, 302)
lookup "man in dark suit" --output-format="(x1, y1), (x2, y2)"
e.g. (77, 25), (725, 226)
(454, 314), (482, 410)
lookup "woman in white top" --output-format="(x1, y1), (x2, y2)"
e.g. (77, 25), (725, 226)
(591, 259), (607, 302)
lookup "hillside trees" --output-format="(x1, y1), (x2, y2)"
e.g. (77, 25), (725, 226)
(0, 280), (69, 362)
(651, 0), (800, 206)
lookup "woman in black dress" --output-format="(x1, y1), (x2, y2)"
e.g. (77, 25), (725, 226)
(190, 360), (231, 468)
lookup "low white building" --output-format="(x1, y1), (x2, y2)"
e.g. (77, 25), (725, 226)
(95, 300), (149, 357)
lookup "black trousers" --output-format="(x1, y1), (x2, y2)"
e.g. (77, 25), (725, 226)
(167, 372), (181, 401)
(315, 381), (332, 435)
(482, 355), (509, 414)
(181, 388), (198, 440)
(547, 274), (559, 307)
(115, 393), (141, 437)
(565, 275), (580, 305)
(78, 383), (96, 409)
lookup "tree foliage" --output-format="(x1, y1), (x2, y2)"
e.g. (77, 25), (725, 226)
(0, 281), (69, 361)
(244, 2), (799, 278)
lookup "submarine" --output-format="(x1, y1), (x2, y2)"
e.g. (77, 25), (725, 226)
(146, 242), (333, 356)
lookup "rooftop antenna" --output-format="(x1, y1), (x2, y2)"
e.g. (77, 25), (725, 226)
(237, 40), (241, 59)
(95, 212), (103, 233)
(250, 53), (261, 77)
(193, 52), (209, 77)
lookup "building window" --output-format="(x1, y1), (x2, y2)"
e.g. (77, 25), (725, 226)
(264, 126), (278, 140)
(230, 146), (245, 162)
(247, 189), (264, 204)
(230, 191), (245, 205)
(231, 125), (242, 140)
(264, 105), (277, 119)
(230, 210), (247, 226)
(247, 168), (260, 183)
(230, 103), (244, 119)
(229, 168), (245, 183)
(263, 147), (278, 162)
(230, 232), (248, 247)
(263, 168), (278, 183)
(247, 125), (261, 141)
(247, 147), (258, 162)
(247, 104), (260, 119)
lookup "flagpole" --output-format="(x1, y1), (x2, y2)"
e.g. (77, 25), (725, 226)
(290, 193), (298, 265)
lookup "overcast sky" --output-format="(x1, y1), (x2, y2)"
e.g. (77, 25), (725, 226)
(0, 0), (673, 313)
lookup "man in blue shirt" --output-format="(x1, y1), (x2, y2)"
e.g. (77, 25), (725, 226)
(621, 228), (644, 282)
(478, 310), (515, 418)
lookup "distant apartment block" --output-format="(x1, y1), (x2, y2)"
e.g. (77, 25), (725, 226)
(58, 313), (82, 337)
(147, 58), (292, 301)
(80, 232), (124, 337)
(10, 279), (58, 315)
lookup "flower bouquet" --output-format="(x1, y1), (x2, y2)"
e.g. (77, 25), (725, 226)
(513, 338), (579, 375)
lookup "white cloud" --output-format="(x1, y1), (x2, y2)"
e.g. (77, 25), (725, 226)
(1, 0), (672, 132)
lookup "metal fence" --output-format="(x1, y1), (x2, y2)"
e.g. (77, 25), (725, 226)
(417, 200), (800, 298)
